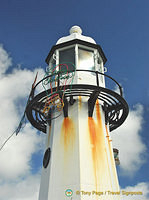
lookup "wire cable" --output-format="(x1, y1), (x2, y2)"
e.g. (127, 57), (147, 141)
(0, 132), (15, 151)
(0, 114), (27, 151)
(0, 72), (38, 152)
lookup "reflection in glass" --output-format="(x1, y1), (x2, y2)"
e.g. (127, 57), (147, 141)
(59, 47), (75, 72)
(78, 48), (95, 71)
(49, 55), (56, 73)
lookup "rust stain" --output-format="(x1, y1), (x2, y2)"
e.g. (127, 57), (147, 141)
(61, 117), (75, 151)
(58, 117), (76, 185)
(88, 117), (97, 187)
(78, 96), (82, 110)
(95, 100), (101, 122)
(88, 104), (106, 191)
(95, 103), (106, 190)
(88, 102), (115, 193)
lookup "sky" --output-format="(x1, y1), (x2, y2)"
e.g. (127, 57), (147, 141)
(0, 0), (149, 199)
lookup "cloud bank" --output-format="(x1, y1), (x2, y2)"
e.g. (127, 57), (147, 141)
(121, 182), (149, 200)
(112, 104), (146, 176)
(0, 45), (45, 199)
(0, 44), (12, 77)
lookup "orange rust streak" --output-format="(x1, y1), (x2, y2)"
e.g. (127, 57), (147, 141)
(88, 104), (106, 191)
(95, 102), (114, 193)
(95, 103), (105, 188)
(88, 117), (98, 190)
(88, 117), (97, 148)
(61, 117), (75, 151)
(96, 100), (101, 122)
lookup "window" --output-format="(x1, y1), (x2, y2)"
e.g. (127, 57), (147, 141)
(48, 55), (56, 73)
(97, 54), (103, 73)
(59, 47), (75, 72)
(78, 47), (95, 71)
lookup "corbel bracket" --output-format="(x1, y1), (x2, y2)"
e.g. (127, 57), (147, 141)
(88, 90), (100, 117)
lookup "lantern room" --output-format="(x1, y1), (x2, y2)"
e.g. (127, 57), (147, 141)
(45, 26), (107, 87)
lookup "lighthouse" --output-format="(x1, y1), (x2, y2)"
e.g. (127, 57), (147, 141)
(26, 26), (129, 200)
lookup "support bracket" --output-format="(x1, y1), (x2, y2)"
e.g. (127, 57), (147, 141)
(63, 97), (68, 118)
(69, 95), (76, 105)
(88, 90), (100, 117)
(102, 103), (109, 125)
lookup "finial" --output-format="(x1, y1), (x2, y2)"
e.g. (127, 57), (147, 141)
(69, 26), (82, 35)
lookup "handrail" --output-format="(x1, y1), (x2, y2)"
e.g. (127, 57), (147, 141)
(33, 69), (123, 97)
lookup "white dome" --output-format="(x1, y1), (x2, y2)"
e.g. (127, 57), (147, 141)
(56, 25), (96, 44)
(69, 26), (82, 35)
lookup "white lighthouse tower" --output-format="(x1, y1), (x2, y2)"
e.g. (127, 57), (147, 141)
(26, 26), (129, 200)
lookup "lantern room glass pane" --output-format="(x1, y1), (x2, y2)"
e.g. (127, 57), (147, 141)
(78, 47), (95, 71)
(59, 47), (75, 72)
(48, 55), (56, 72)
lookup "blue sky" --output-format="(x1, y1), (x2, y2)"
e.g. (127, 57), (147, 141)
(0, 0), (149, 199)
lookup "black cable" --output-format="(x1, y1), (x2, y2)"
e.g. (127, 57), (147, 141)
(0, 72), (38, 151)
(0, 131), (15, 151)
(0, 113), (26, 151)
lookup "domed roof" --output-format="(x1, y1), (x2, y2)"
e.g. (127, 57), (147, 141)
(56, 26), (96, 44)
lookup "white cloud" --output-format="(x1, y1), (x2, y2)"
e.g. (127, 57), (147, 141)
(120, 182), (149, 200)
(112, 104), (146, 175)
(0, 173), (40, 200)
(0, 45), (45, 199)
(0, 124), (44, 180)
(0, 44), (12, 77)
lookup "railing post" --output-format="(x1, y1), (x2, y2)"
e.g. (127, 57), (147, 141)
(96, 71), (99, 86)
(119, 85), (123, 97)
(57, 72), (60, 90)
